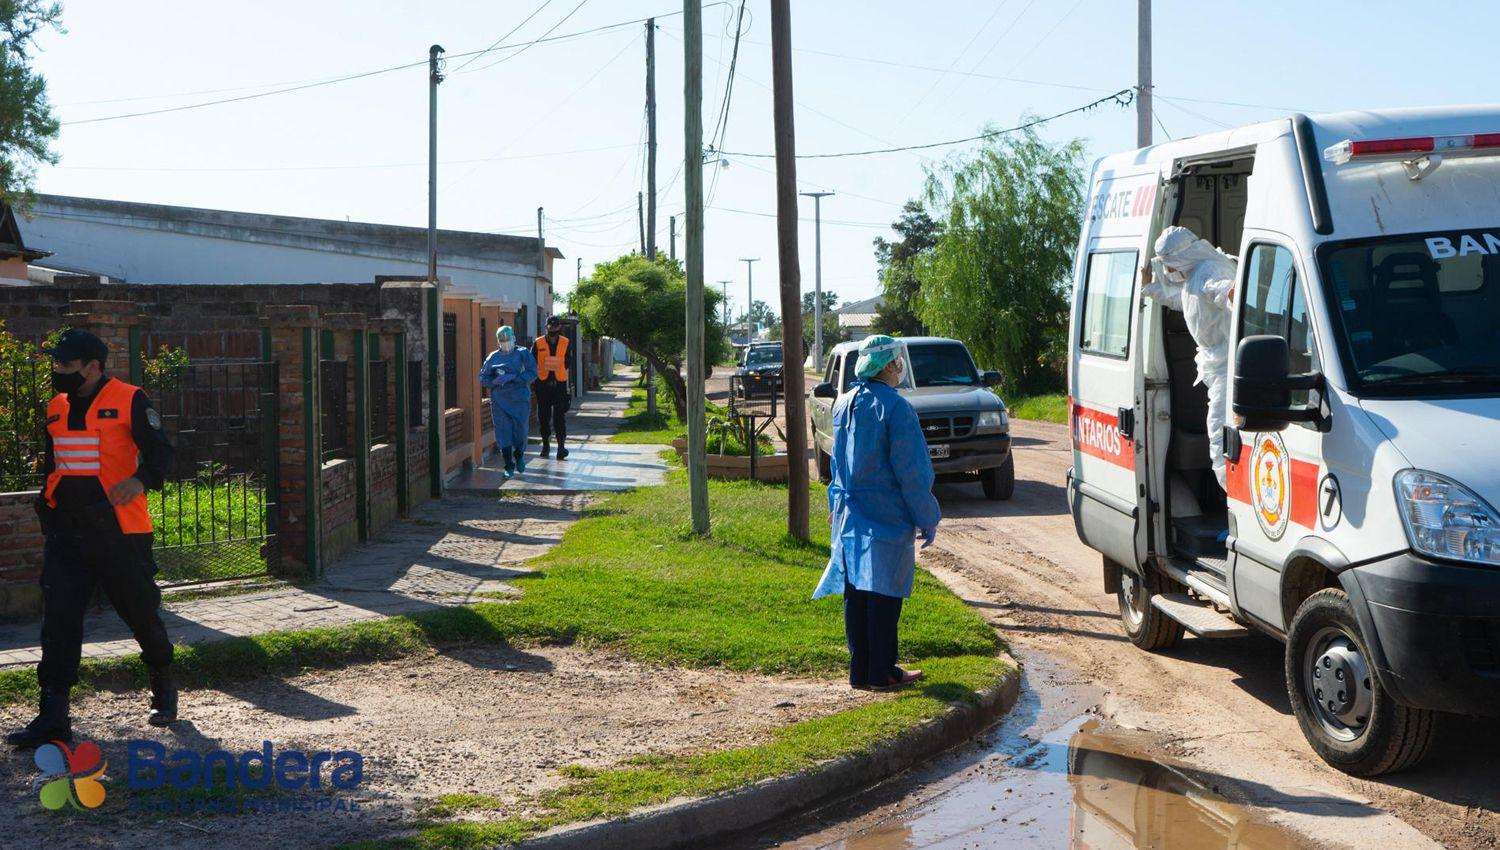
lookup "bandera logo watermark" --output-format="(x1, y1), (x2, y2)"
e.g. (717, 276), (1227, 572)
(29, 739), (365, 815)
(125, 740), (365, 815)
(33, 740), (108, 811)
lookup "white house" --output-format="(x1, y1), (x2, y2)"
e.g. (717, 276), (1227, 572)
(832, 295), (882, 342)
(23, 194), (562, 337)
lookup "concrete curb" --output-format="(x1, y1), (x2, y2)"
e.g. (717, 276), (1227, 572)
(518, 655), (1022, 850)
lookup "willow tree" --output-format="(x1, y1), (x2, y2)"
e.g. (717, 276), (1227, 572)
(914, 124), (1084, 394)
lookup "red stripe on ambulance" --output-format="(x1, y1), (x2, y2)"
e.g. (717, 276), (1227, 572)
(1071, 402), (1135, 469)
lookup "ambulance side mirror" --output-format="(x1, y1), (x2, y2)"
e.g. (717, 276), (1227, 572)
(1233, 335), (1323, 432)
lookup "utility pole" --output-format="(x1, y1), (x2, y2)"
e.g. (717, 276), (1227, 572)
(683, 0), (709, 535)
(669, 214), (677, 261)
(577, 257), (582, 284)
(645, 18), (658, 260)
(770, 0), (809, 542)
(426, 44), (444, 500)
(739, 257), (758, 337)
(536, 206), (545, 337)
(799, 191), (833, 368)
(717, 280), (731, 329)
(1137, 0), (1152, 147)
(640, 188), (654, 414)
(637, 191), (646, 254)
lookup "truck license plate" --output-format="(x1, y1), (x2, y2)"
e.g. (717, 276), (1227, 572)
(928, 445), (950, 459)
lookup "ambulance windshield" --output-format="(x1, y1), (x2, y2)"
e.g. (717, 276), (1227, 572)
(1320, 228), (1500, 397)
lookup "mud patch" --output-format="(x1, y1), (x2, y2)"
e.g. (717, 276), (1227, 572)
(0, 645), (876, 849)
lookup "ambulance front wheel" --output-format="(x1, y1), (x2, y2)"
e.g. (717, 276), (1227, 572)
(1285, 589), (1437, 776)
(1115, 561), (1184, 651)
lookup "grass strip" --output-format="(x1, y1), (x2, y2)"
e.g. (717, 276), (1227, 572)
(349, 654), (1007, 850)
(1004, 392), (1068, 424)
(609, 382), (684, 445)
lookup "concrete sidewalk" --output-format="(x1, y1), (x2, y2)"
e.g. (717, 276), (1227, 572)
(0, 375), (663, 673)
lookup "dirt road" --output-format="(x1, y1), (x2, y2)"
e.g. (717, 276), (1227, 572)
(740, 419), (1500, 849)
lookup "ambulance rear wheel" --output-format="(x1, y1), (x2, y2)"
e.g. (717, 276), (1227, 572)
(1285, 589), (1437, 776)
(1116, 562), (1183, 651)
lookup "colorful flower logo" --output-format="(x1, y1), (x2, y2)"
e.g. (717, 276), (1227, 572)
(33, 740), (107, 810)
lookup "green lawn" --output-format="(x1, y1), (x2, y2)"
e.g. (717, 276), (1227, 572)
(150, 476), (271, 583)
(0, 469), (1008, 848)
(610, 383), (685, 445)
(1004, 392), (1068, 424)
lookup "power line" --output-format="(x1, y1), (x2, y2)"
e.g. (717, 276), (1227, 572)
(719, 89), (1133, 159)
(48, 141), (640, 174)
(448, 0), (559, 73)
(708, 204), (890, 229)
(706, 0), (747, 206)
(457, 0), (592, 75)
(896, 1), (1010, 126)
(61, 4), (728, 126)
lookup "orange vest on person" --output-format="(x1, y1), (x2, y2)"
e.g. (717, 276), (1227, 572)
(43, 378), (153, 534)
(534, 334), (570, 381)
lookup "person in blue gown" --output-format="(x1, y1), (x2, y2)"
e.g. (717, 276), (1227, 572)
(813, 335), (942, 690)
(479, 325), (538, 479)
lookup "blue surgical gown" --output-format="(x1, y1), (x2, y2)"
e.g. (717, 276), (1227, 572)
(813, 379), (941, 600)
(479, 347), (538, 452)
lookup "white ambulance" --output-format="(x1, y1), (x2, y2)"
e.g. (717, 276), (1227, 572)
(1067, 107), (1500, 776)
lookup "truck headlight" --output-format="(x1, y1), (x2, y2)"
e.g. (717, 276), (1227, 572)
(1395, 470), (1500, 566)
(976, 410), (1008, 433)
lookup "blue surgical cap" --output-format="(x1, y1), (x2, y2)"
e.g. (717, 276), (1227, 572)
(855, 334), (903, 379)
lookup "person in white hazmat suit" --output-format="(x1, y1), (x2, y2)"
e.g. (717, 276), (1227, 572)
(1140, 226), (1238, 489)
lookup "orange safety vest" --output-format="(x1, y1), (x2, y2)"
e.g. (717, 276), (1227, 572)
(43, 378), (153, 534)
(534, 334), (570, 381)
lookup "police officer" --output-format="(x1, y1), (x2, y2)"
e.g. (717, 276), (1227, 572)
(532, 315), (571, 460)
(6, 330), (177, 748)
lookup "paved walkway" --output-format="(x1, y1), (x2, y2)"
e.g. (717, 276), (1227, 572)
(0, 375), (661, 674)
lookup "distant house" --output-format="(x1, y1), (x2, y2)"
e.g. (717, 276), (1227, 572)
(23, 194), (562, 338)
(0, 205), (50, 284)
(832, 295), (883, 342)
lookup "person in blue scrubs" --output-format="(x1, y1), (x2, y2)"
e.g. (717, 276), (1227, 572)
(479, 325), (538, 478)
(813, 335), (941, 690)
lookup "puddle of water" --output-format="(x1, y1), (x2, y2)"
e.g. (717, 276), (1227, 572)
(748, 656), (1308, 850)
(810, 717), (1307, 850)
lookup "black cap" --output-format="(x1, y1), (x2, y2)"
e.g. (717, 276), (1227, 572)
(546, 315), (562, 327)
(44, 329), (109, 366)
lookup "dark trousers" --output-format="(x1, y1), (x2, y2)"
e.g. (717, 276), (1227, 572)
(536, 380), (570, 445)
(37, 510), (173, 691)
(843, 582), (903, 688)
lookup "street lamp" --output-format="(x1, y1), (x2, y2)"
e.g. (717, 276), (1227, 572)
(739, 257), (759, 339)
(799, 191), (833, 367)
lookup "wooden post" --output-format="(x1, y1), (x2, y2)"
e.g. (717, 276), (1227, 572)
(683, 0), (709, 535)
(645, 17), (658, 261)
(770, 0), (809, 542)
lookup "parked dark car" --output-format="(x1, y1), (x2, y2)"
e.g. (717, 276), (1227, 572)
(735, 344), (783, 398)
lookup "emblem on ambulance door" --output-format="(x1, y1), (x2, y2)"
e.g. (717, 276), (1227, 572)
(1250, 432), (1291, 541)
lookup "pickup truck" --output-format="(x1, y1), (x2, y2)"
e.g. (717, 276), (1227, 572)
(810, 336), (1013, 500)
(734, 342), (783, 399)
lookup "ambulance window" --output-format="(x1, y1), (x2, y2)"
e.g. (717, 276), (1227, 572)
(1244, 243), (1319, 405)
(1079, 250), (1138, 358)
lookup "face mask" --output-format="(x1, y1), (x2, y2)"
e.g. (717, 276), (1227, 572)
(52, 370), (86, 394)
(498, 340), (514, 353)
(1164, 267), (1188, 283)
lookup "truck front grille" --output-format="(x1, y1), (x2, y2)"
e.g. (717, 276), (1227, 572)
(918, 416), (976, 442)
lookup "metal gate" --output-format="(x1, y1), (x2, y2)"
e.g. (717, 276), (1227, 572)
(147, 361), (279, 586)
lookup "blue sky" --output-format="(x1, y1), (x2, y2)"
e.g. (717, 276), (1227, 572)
(29, 1), (1500, 314)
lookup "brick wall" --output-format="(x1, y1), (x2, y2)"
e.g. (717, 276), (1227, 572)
(444, 408), (465, 448)
(0, 493), (42, 618)
(370, 444), (398, 534)
(407, 425), (430, 509)
(320, 458), (358, 565)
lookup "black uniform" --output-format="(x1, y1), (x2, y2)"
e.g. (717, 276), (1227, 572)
(533, 334), (570, 450)
(35, 377), (175, 691)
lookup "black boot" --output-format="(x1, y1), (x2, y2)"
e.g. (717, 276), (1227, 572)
(6, 687), (71, 748)
(556, 441), (570, 461)
(540, 438), (552, 459)
(148, 668), (178, 727)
